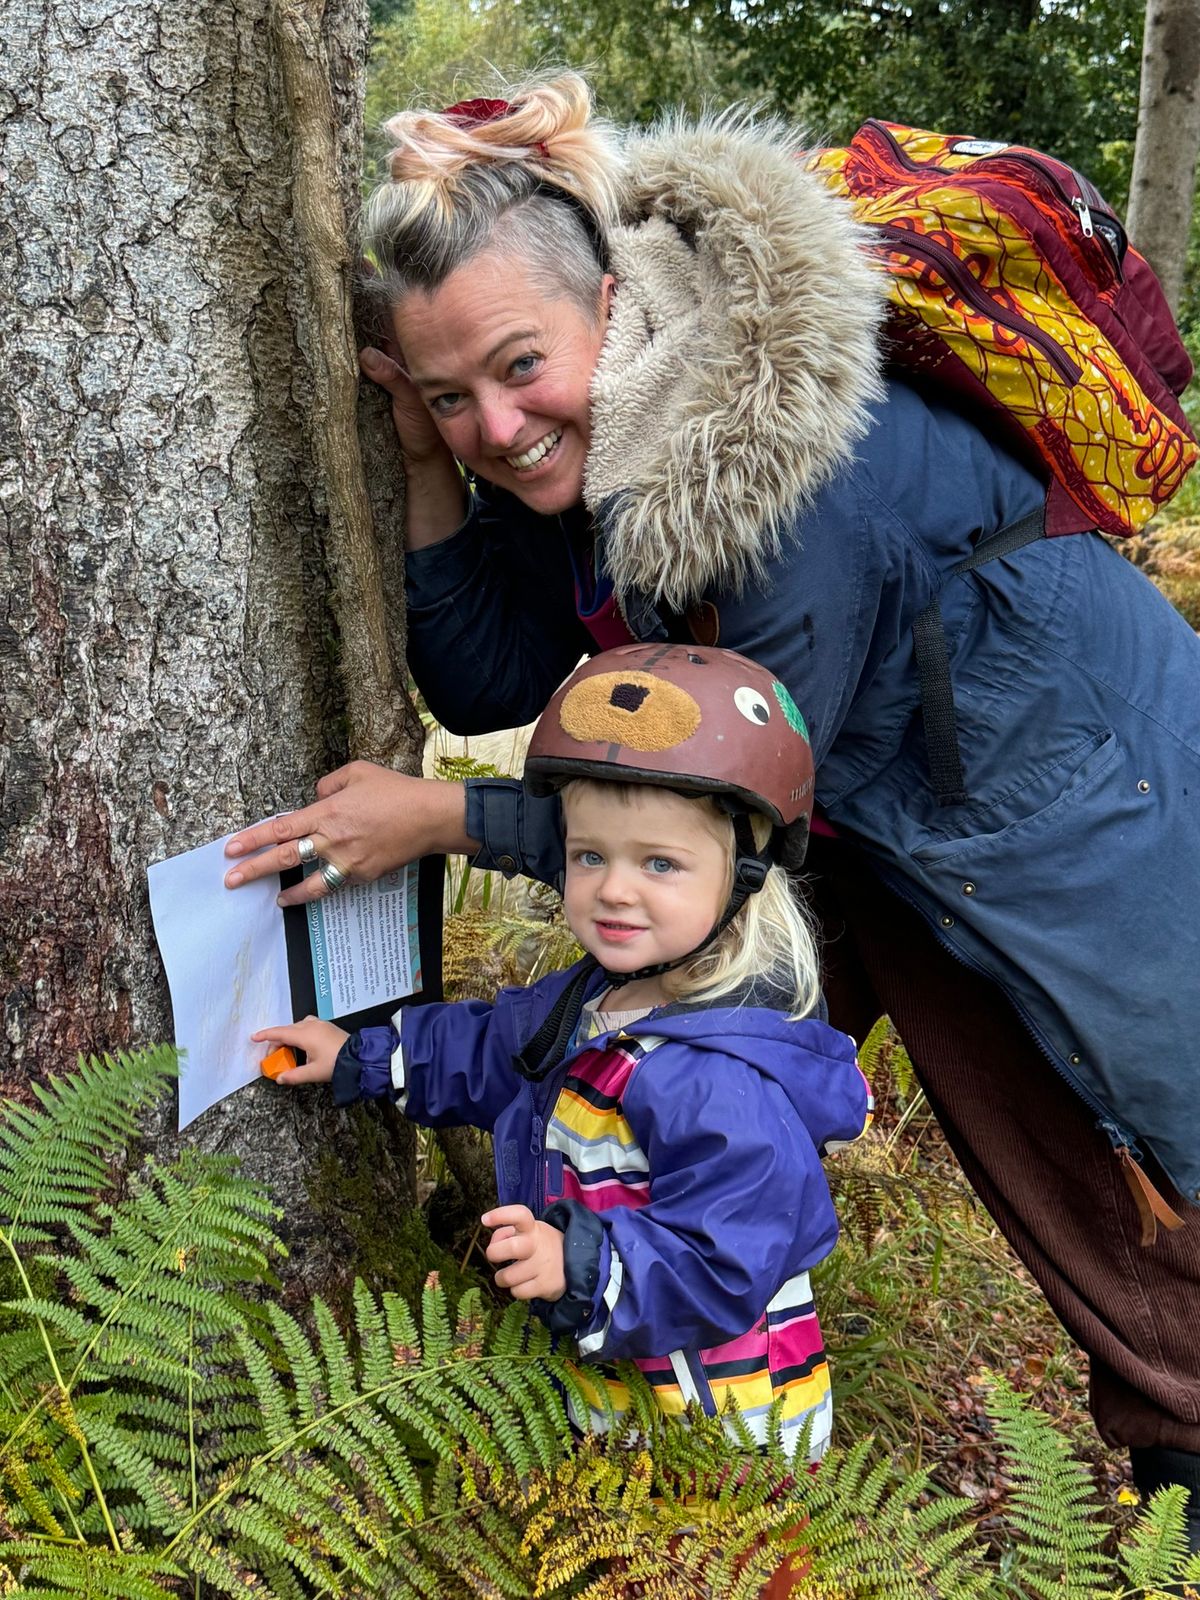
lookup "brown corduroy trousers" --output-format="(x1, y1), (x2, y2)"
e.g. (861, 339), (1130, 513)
(805, 834), (1200, 1452)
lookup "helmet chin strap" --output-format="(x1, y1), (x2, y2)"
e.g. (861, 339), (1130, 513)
(602, 814), (772, 990)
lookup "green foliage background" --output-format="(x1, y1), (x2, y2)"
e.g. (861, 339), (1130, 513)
(363, 0), (1200, 356)
(5, 1046), (1200, 1596)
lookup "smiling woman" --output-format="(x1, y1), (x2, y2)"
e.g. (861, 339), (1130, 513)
(221, 67), (1200, 1534)
(389, 249), (612, 518)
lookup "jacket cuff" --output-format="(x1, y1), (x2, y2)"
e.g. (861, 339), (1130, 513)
(331, 1025), (399, 1107)
(402, 499), (480, 609)
(464, 779), (567, 889)
(537, 1200), (605, 1335)
(465, 778), (524, 878)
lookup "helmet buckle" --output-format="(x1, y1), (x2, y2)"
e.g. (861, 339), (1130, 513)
(734, 854), (770, 894)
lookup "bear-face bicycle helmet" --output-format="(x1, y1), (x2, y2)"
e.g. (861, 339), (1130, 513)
(523, 642), (815, 988)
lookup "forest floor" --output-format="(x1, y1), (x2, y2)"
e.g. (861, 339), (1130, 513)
(816, 1024), (1139, 1551)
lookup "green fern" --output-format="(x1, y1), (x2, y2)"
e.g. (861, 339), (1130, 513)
(4, 1049), (1200, 1599)
(986, 1375), (1115, 1599)
(1119, 1484), (1200, 1595)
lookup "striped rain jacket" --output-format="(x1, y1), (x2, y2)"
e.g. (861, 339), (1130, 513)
(333, 961), (871, 1461)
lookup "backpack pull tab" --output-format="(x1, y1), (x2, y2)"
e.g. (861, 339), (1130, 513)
(1116, 1146), (1185, 1246)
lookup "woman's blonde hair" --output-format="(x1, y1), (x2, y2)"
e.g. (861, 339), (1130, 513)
(560, 780), (822, 1018)
(361, 70), (624, 327)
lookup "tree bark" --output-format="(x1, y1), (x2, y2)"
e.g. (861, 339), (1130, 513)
(0, 0), (421, 1290)
(1125, 0), (1200, 313)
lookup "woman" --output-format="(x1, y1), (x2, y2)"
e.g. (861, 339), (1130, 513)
(225, 73), (1200, 1526)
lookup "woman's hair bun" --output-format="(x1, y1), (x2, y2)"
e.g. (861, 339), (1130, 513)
(380, 69), (621, 230)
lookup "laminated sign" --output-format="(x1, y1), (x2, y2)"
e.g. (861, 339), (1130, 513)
(148, 829), (443, 1129)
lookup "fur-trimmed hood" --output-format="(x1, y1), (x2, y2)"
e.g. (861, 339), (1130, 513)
(583, 114), (887, 611)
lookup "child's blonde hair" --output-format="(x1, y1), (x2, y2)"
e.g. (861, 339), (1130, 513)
(560, 780), (821, 1018)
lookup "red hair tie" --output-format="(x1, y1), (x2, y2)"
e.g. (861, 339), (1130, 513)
(440, 97), (550, 159)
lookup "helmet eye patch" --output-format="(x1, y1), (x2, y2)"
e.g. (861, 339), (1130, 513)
(734, 686), (771, 725)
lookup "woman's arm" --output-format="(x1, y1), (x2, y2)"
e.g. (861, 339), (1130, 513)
(406, 484), (592, 734)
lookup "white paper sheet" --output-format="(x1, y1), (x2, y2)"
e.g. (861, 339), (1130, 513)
(148, 831), (293, 1131)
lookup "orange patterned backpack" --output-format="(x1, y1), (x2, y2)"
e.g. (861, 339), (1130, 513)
(812, 122), (1199, 806)
(811, 120), (1197, 538)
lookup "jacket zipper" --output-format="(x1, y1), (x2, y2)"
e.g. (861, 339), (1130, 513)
(530, 1114), (546, 1214)
(876, 224), (1082, 385)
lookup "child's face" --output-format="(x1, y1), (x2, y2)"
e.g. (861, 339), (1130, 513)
(562, 785), (730, 981)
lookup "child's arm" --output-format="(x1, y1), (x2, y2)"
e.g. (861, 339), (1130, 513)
(252, 988), (532, 1129)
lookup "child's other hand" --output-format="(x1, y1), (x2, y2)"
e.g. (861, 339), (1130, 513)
(250, 1018), (349, 1084)
(482, 1205), (566, 1302)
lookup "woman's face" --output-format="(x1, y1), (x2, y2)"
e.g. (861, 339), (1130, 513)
(390, 249), (613, 516)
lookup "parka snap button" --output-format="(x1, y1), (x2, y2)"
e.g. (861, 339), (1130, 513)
(961, 881), (976, 895)
(497, 854), (517, 872)
(1069, 1053), (1083, 1067)
(939, 914), (955, 928)
(1137, 779), (1151, 794)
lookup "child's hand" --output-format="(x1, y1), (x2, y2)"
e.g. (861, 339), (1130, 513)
(482, 1205), (566, 1302)
(250, 1017), (349, 1084)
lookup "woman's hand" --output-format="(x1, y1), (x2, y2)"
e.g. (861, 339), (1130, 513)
(483, 1205), (566, 1302)
(359, 345), (447, 467)
(359, 345), (469, 548)
(223, 763), (479, 907)
(251, 1017), (349, 1084)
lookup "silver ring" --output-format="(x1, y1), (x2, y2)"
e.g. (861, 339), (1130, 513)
(319, 859), (349, 892)
(296, 836), (317, 865)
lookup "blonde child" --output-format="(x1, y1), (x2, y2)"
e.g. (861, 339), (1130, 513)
(254, 644), (869, 1463)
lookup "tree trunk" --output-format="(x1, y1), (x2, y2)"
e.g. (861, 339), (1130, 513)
(1125, 0), (1200, 312)
(0, 0), (423, 1292)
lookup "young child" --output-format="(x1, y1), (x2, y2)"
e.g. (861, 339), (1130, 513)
(253, 644), (870, 1462)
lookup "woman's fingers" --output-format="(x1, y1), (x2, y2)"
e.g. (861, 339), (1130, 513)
(275, 866), (347, 908)
(359, 345), (405, 389)
(225, 766), (475, 903)
(358, 346), (447, 461)
(225, 806), (323, 868)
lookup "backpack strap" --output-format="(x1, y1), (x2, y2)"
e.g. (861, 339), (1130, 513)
(913, 508), (1047, 806)
(515, 961), (598, 1081)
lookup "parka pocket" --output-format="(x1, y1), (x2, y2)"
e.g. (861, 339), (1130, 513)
(913, 730), (1120, 867)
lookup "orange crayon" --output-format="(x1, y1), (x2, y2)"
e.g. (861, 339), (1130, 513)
(260, 1045), (297, 1080)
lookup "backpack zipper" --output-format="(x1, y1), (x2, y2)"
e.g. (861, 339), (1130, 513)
(875, 223), (1082, 385)
(862, 121), (1125, 278)
(981, 149), (1127, 274)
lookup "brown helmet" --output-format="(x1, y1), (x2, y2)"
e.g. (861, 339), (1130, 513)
(524, 643), (815, 869)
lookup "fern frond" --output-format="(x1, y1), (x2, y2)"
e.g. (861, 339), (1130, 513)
(0, 1539), (183, 1599)
(418, 1274), (453, 1364)
(1120, 1483), (1192, 1593)
(987, 1374), (1115, 1599)
(0, 1049), (177, 1244)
